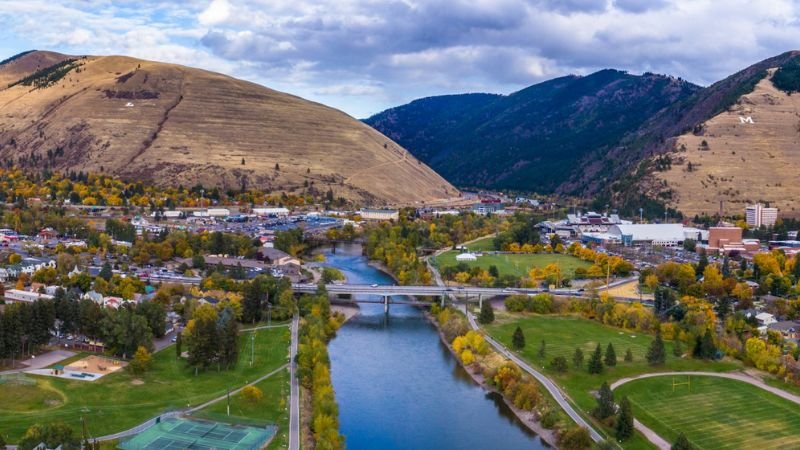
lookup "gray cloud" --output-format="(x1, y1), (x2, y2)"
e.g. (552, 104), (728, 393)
(1, 0), (800, 117)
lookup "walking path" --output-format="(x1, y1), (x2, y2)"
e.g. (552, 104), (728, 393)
(609, 371), (800, 450)
(288, 315), (300, 450)
(0, 350), (75, 375)
(466, 312), (604, 443)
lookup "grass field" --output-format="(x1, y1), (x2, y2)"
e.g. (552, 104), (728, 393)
(486, 314), (741, 449)
(461, 236), (496, 251)
(195, 367), (290, 450)
(615, 376), (800, 450)
(435, 251), (591, 278)
(0, 326), (290, 443)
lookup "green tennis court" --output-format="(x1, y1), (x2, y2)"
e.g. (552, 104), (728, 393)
(118, 417), (276, 450)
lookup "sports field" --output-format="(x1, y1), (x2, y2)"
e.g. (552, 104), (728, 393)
(118, 417), (275, 450)
(435, 251), (590, 278)
(615, 376), (800, 450)
(0, 326), (290, 442)
(486, 314), (740, 411)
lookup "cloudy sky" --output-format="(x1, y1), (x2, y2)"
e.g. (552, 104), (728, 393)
(1, 0), (799, 117)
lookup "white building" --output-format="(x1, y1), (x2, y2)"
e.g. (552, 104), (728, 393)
(745, 204), (778, 228)
(606, 224), (688, 247)
(360, 209), (399, 221)
(456, 253), (478, 262)
(4, 289), (54, 304)
(253, 207), (290, 217)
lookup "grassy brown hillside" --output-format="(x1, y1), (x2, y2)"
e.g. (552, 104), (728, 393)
(0, 51), (457, 205)
(654, 68), (800, 217)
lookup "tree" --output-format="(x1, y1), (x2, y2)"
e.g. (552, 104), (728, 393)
(593, 381), (615, 419)
(558, 426), (593, 450)
(697, 328), (717, 359)
(512, 326), (525, 350)
(129, 346), (152, 375)
(550, 356), (568, 373)
(478, 301), (495, 324)
(19, 422), (80, 450)
(605, 343), (617, 367)
(588, 344), (604, 374)
(538, 339), (546, 359)
(217, 307), (240, 370)
(241, 385), (263, 403)
(100, 307), (154, 358)
(615, 396), (634, 441)
(186, 304), (219, 371)
(175, 332), (182, 358)
(697, 251), (708, 276)
(573, 348), (584, 368)
(671, 432), (694, 450)
(673, 340), (683, 357)
(646, 329), (666, 365)
(624, 348), (633, 362)
(98, 262), (113, 281)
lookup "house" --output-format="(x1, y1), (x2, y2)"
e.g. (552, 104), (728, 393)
(257, 248), (300, 266)
(767, 321), (800, 340)
(755, 312), (777, 326)
(0, 268), (9, 283)
(4, 257), (57, 278)
(456, 253), (478, 262)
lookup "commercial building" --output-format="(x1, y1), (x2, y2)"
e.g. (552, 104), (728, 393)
(538, 212), (630, 238)
(745, 203), (778, 228)
(701, 226), (760, 254)
(360, 209), (400, 221)
(4, 289), (54, 304)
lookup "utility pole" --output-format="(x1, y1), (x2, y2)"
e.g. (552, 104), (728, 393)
(227, 388), (231, 416)
(250, 330), (255, 368)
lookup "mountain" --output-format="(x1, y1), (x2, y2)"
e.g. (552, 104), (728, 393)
(365, 70), (700, 193)
(0, 50), (457, 205)
(640, 51), (800, 217)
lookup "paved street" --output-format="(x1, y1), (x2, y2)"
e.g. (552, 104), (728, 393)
(288, 314), (300, 450)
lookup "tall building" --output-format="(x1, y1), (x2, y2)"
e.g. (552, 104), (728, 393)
(745, 203), (778, 228)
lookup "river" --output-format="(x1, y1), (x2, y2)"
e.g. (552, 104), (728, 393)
(321, 244), (549, 450)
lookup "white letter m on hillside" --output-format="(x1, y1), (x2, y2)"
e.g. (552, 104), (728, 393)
(739, 116), (754, 124)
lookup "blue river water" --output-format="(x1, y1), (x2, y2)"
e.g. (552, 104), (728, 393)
(321, 244), (548, 450)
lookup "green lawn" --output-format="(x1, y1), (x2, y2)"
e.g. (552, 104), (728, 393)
(461, 236), (496, 251)
(0, 327), (290, 443)
(485, 314), (741, 449)
(435, 252), (591, 278)
(615, 376), (800, 450)
(195, 367), (290, 450)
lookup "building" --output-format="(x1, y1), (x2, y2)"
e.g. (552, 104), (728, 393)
(360, 209), (399, 221)
(605, 224), (688, 247)
(253, 207), (290, 217)
(745, 203), (778, 228)
(701, 227), (759, 255)
(472, 203), (503, 216)
(256, 248), (300, 266)
(455, 253), (478, 262)
(768, 321), (800, 340)
(4, 289), (54, 304)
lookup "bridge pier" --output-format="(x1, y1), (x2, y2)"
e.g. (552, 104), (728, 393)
(440, 294), (446, 308)
(383, 295), (389, 314)
(478, 294), (483, 309)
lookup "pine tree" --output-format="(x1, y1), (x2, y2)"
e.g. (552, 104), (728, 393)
(478, 301), (495, 324)
(700, 328), (716, 359)
(512, 326), (525, 350)
(624, 348), (633, 362)
(697, 250), (708, 276)
(615, 396), (634, 441)
(98, 262), (112, 282)
(588, 344), (604, 374)
(593, 381), (615, 419)
(605, 343), (617, 367)
(538, 340), (546, 359)
(573, 348), (584, 368)
(646, 329), (666, 365)
(671, 432), (694, 450)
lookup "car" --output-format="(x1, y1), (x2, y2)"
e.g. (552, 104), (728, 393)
(171, 336), (177, 343)
(370, 284), (378, 288)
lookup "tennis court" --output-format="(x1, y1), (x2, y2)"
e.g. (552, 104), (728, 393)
(118, 417), (276, 450)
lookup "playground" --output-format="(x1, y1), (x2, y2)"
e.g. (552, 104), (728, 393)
(28, 355), (127, 382)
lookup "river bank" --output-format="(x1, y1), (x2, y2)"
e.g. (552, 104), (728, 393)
(426, 310), (558, 447)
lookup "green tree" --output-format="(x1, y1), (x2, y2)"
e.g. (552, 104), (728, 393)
(192, 254), (206, 269)
(19, 422), (79, 450)
(186, 304), (219, 372)
(217, 307), (240, 370)
(701, 328), (717, 359)
(538, 339), (546, 359)
(615, 396), (634, 441)
(646, 329), (666, 365)
(605, 342), (617, 367)
(573, 347), (584, 368)
(550, 356), (568, 373)
(593, 381), (615, 419)
(100, 307), (154, 358)
(98, 262), (112, 282)
(588, 344), (604, 374)
(512, 326), (525, 350)
(478, 301), (495, 324)
(624, 348), (633, 362)
(671, 432), (694, 450)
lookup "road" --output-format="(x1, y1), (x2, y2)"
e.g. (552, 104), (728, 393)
(465, 311), (604, 443)
(288, 314), (300, 450)
(609, 370), (800, 450)
(294, 283), (554, 297)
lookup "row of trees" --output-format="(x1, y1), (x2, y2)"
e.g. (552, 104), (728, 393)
(182, 304), (240, 372)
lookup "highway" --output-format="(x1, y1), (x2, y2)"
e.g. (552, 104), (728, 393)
(293, 283), (554, 297)
(288, 315), (300, 450)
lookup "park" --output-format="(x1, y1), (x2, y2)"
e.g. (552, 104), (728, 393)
(0, 326), (290, 443)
